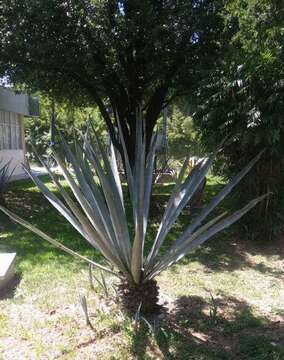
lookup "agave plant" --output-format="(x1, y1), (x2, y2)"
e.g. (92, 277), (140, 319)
(0, 116), (267, 313)
(0, 160), (14, 206)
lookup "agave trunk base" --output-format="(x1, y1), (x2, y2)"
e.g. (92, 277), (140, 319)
(117, 279), (161, 314)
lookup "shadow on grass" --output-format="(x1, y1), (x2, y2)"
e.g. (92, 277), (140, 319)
(131, 294), (284, 360)
(0, 273), (22, 300)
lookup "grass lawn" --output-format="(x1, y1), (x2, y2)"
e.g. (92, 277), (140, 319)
(0, 176), (283, 359)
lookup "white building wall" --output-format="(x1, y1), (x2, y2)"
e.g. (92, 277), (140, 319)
(0, 111), (26, 176)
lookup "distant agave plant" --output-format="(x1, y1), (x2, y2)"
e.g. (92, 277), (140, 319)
(0, 115), (267, 313)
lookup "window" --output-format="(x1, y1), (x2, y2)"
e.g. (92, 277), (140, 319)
(0, 111), (23, 150)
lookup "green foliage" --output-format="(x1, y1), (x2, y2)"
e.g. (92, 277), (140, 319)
(195, 0), (283, 152)
(167, 105), (203, 160)
(192, 0), (284, 241)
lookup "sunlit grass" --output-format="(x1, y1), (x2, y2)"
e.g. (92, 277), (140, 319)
(0, 176), (283, 359)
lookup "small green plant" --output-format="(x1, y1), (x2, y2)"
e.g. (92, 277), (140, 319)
(208, 292), (219, 326)
(0, 114), (268, 313)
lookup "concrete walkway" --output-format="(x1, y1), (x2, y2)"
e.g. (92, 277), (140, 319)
(9, 166), (48, 182)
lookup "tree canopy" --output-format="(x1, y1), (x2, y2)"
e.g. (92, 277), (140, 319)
(0, 0), (224, 164)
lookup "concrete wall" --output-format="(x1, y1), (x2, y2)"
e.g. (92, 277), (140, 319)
(0, 86), (39, 117)
(0, 112), (26, 177)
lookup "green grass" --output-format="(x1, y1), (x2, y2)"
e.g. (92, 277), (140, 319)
(0, 176), (283, 359)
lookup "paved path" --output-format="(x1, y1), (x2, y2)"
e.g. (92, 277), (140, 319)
(9, 166), (48, 182)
